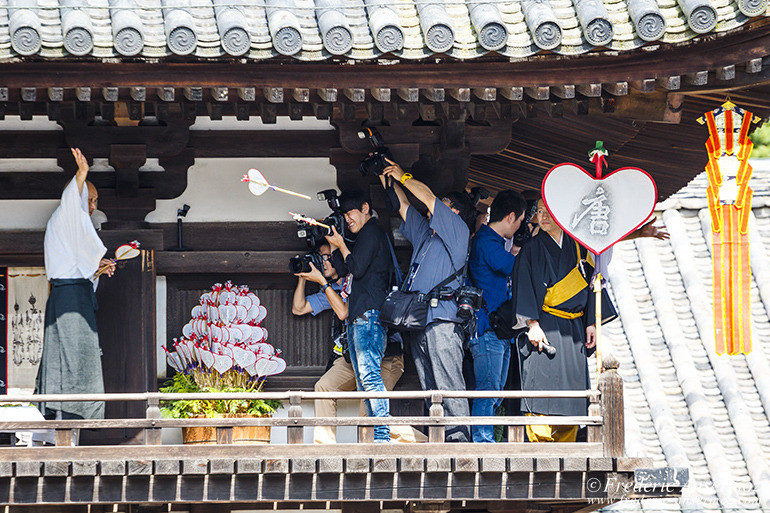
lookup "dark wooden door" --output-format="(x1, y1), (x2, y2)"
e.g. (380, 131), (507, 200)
(88, 250), (156, 444)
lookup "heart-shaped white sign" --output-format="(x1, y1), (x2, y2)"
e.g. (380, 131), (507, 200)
(232, 346), (258, 369)
(542, 164), (657, 255)
(200, 348), (216, 369)
(182, 323), (193, 339)
(238, 295), (253, 311)
(235, 304), (249, 322)
(212, 354), (234, 375)
(255, 356), (286, 377)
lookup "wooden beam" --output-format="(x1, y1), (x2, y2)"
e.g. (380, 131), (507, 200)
(607, 92), (684, 123)
(155, 250), (298, 274)
(716, 65), (736, 81)
(317, 88), (337, 102)
(499, 87), (523, 101)
(656, 76), (681, 91)
(292, 88), (310, 102)
(603, 82), (628, 96)
(448, 88), (471, 102)
(371, 88), (391, 102)
(576, 83), (602, 97)
(130, 87), (146, 102)
(423, 88), (445, 102)
(551, 85), (575, 99)
(263, 87), (284, 103)
(237, 87), (255, 101)
(76, 87), (91, 102)
(525, 86), (549, 100)
(343, 88), (365, 102)
(685, 71), (708, 86)
(397, 88), (418, 102)
(630, 79), (655, 93)
(184, 87), (202, 101)
(746, 58), (762, 74)
(156, 87), (175, 102)
(473, 87), (496, 101)
(20, 87), (36, 102)
(47, 87), (63, 101)
(211, 87), (228, 102)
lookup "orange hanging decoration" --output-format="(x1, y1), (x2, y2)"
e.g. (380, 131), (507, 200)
(697, 101), (758, 354)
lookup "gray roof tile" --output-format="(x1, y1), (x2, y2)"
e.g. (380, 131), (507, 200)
(0, 0), (765, 60)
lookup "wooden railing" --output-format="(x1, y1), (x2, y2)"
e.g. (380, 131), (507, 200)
(0, 357), (624, 457)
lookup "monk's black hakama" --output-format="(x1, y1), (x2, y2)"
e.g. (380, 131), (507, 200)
(512, 231), (616, 419)
(36, 279), (104, 419)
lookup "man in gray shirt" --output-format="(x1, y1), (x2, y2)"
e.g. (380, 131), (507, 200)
(380, 160), (475, 442)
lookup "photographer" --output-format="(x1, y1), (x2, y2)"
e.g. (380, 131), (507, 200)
(324, 189), (393, 443)
(467, 190), (527, 443)
(293, 244), (425, 443)
(380, 159), (475, 443)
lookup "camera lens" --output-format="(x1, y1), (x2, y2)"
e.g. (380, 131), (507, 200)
(289, 256), (303, 274)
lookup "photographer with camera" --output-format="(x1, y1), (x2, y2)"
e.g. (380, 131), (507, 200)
(379, 159), (476, 443)
(323, 189), (393, 443)
(292, 244), (425, 444)
(467, 190), (527, 443)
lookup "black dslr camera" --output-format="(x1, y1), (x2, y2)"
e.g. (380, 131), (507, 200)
(455, 286), (484, 320)
(289, 252), (325, 274)
(358, 127), (393, 176)
(512, 199), (539, 247)
(295, 189), (349, 249)
(291, 190), (352, 273)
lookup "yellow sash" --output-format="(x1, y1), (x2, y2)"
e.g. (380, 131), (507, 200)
(542, 241), (590, 319)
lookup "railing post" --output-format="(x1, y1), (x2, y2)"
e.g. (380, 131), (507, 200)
(599, 354), (624, 457)
(508, 425), (525, 442)
(287, 392), (304, 444)
(55, 429), (73, 446)
(144, 393), (162, 446)
(429, 393), (445, 443)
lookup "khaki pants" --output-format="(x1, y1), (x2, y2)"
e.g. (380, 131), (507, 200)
(313, 354), (427, 443)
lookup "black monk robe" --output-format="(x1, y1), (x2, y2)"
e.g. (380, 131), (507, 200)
(511, 231), (617, 417)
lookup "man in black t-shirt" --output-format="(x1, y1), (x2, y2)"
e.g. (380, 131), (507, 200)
(325, 189), (393, 443)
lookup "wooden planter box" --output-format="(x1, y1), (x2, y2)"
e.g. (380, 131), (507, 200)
(182, 414), (271, 445)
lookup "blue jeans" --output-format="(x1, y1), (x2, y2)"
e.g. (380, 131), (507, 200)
(348, 309), (389, 442)
(470, 330), (511, 443)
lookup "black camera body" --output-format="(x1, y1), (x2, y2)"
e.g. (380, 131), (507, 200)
(455, 286), (484, 320)
(435, 286), (484, 320)
(512, 199), (539, 247)
(295, 189), (350, 249)
(358, 127), (393, 176)
(289, 252), (324, 274)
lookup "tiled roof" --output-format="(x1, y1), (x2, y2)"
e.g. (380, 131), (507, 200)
(0, 0), (766, 62)
(599, 164), (770, 511)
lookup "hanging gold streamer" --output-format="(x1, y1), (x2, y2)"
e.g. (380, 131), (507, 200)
(699, 102), (756, 354)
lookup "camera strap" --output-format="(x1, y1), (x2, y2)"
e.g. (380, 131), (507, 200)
(385, 236), (404, 286)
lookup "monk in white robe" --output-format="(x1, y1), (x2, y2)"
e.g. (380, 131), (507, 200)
(35, 148), (115, 420)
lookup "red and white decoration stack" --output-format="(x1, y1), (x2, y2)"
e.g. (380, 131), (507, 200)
(165, 281), (286, 389)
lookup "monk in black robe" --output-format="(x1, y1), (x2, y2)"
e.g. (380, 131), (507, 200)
(512, 199), (617, 442)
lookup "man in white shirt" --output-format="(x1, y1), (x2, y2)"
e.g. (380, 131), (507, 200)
(35, 148), (115, 421)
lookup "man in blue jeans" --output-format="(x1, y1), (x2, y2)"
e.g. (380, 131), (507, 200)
(468, 190), (527, 442)
(380, 160), (476, 442)
(325, 189), (393, 442)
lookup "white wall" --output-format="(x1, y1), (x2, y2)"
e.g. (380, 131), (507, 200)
(145, 157), (337, 223)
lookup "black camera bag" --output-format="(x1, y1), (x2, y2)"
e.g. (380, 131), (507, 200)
(379, 236), (465, 331)
(488, 298), (518, 340)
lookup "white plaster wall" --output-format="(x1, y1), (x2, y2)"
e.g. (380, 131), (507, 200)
(145, 157), (337, 223)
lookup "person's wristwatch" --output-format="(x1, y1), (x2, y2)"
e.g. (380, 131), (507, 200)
(320, 282), (330, 293)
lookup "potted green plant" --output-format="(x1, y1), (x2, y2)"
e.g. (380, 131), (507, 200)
(162, 282), (286, 444)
